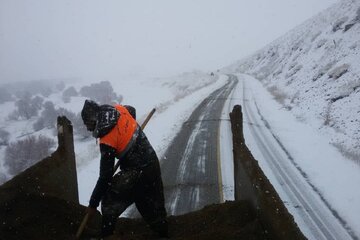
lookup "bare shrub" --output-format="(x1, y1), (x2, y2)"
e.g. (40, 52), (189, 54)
(4, 135), (55, 175)
(0, 87), (12, 103)
(267, 86), (288, 104)
(31, 96), (44, 110)
(72, 113), (92, 138)
(33, 118), (45, 132)
(311, 31), (322, 42)
(56, 108), (92, 138)
(79, 81), (118, 104)
(40, 101), (58, 128)
(14, 92), (38, 119)
(316, 39), (327, 49)
(0, 129), (10, 146)
(332, 16), (349, 32)
(285, 64), (302, 78)
(312, 61), (336, 81)
(328, 64), (350, 79)
(9, 93), (43, 120)
(333, 143), (360, 165)
(56, 81), (65, 92)
(7, 110), (20, 121)
(62, 86), (78, 103)
(323, 103), (333, 126)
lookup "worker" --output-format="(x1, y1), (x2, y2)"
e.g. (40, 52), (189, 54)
(81, 99), (168, 239)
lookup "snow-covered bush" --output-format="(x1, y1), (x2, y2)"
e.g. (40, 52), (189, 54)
(14, 93), (39, 120)
(285, 64), (303, 79)
(42, 101), (58, 127)
(267, 85), (288, 104)
(0, 129), (10, 146)
(355, 7), (360, 22)
(56, 81), (65, 92)
(79, 81), (118, 104)
(32, 101), (57, 131)
(33, 118), (45, 132)
(0, 87), (12, 104)
(40, 87), (53, 98)
(328, 64), (350, 79)
(332, 16), (349, 32)
(4, 135), (55, 175)
(316, 39), (327, 49)
(312, 61), (336, 81)
(62, 86), (78, 103)
(56, 108), (88, 137)
(31, 96), (44, 110)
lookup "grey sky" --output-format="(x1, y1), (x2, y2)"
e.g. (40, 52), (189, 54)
(0, 0), (338, 83)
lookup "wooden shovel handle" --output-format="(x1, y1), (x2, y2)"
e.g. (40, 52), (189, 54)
(76, 213), (89, 239)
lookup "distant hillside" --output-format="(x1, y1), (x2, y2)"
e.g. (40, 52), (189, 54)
(225, 0), (360, 162)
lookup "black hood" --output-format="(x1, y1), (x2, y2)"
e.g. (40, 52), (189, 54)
(81, 99), (100, 124)
(93, 105), (120, 138)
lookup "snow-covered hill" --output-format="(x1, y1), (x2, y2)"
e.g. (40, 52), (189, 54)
(225, 0), (360, 162)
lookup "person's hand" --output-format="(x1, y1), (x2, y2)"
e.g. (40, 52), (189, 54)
(86, 206), (97, 217)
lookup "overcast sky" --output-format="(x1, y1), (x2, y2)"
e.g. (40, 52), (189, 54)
(0, 0), (339, 83)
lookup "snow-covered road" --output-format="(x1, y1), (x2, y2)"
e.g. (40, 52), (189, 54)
(243, 76), (353, 239)
(161, 77), (237, 216)
(220, 74), (359, 240)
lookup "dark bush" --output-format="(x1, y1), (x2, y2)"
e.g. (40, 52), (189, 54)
(4, 135), (55, 175)
(72, 113), (92, 138)
(56, 81), (66, 92)
(62, 86), (78, 103)
(14, 92), (38, 120)
(33, 118), (45, 132)
(332, 16), (348, 32)
(40, 87), (53, 97)
(31, 96), (44, 110)
(80, 81), (118, 104)
(0, 129), (10, 146)
(32, 101), (57, 130)
(0, 87), (12, 104)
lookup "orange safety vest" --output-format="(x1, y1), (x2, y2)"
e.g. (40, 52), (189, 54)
(99, 104), (138, 156)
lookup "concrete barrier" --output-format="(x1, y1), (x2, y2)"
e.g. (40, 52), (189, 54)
(0, 116), (79, 203)
(230, 105), (306, 240)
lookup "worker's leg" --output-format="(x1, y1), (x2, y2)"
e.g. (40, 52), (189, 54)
(101, 169), (141, 237)
(135, 160), (168, 237)
(101, 193), (131, 237)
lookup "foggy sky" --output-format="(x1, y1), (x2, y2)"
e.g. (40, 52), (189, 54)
(0, 0), (338, 83)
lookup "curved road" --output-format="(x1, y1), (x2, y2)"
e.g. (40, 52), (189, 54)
(161, 76), (238, 216)
(238, 74), (356, 240)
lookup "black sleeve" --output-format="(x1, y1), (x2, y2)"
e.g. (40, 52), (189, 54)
(88, 144), (116, 208)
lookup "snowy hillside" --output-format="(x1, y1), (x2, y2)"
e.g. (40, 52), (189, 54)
(225, 0), (360, 162)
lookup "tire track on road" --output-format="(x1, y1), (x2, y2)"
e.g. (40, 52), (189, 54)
(162, 76), (237, 216)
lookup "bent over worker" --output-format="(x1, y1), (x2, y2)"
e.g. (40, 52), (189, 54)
(81, 99), (168, 239)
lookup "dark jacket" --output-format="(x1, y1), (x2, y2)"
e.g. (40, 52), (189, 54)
(88, 105), (157, 208)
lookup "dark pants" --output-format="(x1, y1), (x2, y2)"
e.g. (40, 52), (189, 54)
(101, 160), (168, 237)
